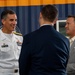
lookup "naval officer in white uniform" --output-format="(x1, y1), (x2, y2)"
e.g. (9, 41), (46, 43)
(0, 9), (23, 75)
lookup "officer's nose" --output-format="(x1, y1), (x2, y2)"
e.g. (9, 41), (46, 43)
(13, 20), (17, 25)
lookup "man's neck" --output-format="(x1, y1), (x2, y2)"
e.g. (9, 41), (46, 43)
(40, 24), (54, 27)
(40, 21), (54, 27)
(2, 28), (12, 34)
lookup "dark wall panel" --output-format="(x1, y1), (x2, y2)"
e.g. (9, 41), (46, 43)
(0, 4), (75, 36)
(56, 4), (75, 20)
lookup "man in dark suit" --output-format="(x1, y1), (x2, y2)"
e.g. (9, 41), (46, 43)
(19, 5), (70, 75)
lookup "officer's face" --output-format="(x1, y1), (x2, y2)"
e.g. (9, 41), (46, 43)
(2, 14), (17, 33)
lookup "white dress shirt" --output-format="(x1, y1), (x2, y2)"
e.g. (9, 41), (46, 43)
(69, 36), (75, 46)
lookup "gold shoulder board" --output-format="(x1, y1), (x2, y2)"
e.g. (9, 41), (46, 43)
(13, 31), (22, 36)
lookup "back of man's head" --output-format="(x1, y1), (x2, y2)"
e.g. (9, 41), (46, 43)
(41, 5), (58, 22)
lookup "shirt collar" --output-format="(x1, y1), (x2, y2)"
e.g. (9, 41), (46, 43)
(70, 36), (75, 43)
(40, 24), (54, 27)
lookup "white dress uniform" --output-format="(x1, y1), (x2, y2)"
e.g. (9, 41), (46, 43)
(0, 29), (23, 75)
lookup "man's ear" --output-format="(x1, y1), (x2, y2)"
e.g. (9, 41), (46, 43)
(1, 19), (5, 25)
(53, 18), (58, 24)
(39, 13), (43, 19)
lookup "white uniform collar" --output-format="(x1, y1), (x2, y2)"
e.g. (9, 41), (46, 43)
(0, 29), (14, 41)
(0, 29), (7, 40)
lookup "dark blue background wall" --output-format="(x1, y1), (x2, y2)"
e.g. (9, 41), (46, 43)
(0, 4), (75, 36)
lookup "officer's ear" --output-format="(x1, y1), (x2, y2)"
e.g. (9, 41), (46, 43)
(1, 19), (6, 25)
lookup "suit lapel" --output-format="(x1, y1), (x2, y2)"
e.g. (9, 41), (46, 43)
(70, 40), (75, 52)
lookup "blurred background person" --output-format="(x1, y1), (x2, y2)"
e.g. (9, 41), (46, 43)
(19, 4), (70, 75)
(65, 15), (75, 75)
(0, 9), (23, 75)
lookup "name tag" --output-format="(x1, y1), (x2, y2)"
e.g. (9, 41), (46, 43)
(1, 43), (8, 48)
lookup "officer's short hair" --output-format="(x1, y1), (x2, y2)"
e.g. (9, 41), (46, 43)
(1, 9), (16, 20)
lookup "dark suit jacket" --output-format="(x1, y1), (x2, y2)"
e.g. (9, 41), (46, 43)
(19, 25), (70, 75)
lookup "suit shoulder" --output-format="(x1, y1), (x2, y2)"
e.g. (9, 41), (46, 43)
(24, 29), (38, 37)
